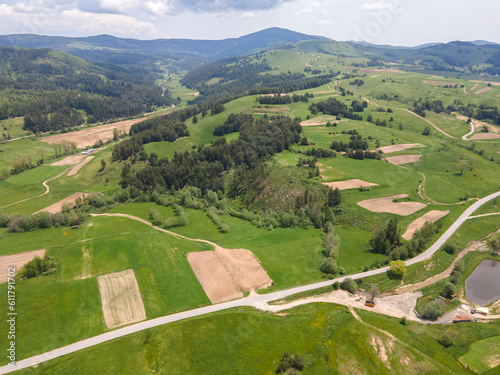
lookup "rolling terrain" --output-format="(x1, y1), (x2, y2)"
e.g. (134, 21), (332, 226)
(0, 31), (499, 374)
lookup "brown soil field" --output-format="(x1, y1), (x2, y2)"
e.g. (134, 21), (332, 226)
(188, 92), (200, 96)
(261, 93), (289, 97)
(0, 249), (46, 283)
(370, 74), (381, 78)
(67, 156), (94, 176)
(475, 87), (492, 95)
(377, 143), (424, 154)
(187, 251), (243, 303)
(471, 80), (500, 86)
(97, 269), (146, 329)
(423, 81), (457, 87)
(402, 210), (449, 240)
(357, 194), (427, 216)
(300, 115), (337, 126)
(50, 155), (85, 166)
(322, 179), (378, 191)
(214, 248), (272, 291)
(35, 192), (87, 214)
(40, 117), (145, 148)
(470, 83), (480, 91)
(362, 69), (404, 74)
(386, 154), (422, 165)
(470, 133), (500, 140)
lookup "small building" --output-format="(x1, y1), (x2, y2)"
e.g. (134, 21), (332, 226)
(453, 314), (472, 323)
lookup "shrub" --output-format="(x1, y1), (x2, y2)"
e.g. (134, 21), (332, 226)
(333, 281), (340, 290)
(388, 260), (407, 278)
(420, 301), (443, 320)
(399, 316), (408, 325)
(150, 208), (163, 226)
(442, 282), (456, 297)
(276, 352), (304, 374)
(438, 333), (453, 347)
(19, 256), (56, 279)
(340, 278), (358, 294)
(444, 243), (458, 254)
(320, 258), (338, 275)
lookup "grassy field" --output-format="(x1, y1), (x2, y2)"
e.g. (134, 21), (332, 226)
(13, 303), (478, 375)
(108, 202), (325, 290)
(459, 336), (500, 373)
(0, 215), (212, 364)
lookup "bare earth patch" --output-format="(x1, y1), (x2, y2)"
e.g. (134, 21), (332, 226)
(50, 155), (85, 166)
(475, 87), (492, 95)
(98, 269), (146, 329)
(253, 107), (290, 113)
(470, 133), (500, 140)
(0, 250), (46, 283)
(377, 143), (424, 154)
(471, 80), (500, 86)
(35, 192), (87, 214)
(67, 156), (94, 176)
(386, 154), (422, 165)
(423, 80), (458, 87)
(40, 117), (145, 148)
(322, 179), (378, 191)
(300, 115), (337, 126)
(470, 83), (480, 92)
(187, 251), (243, 303)
(188, 92), (199, 96)
(214, 248), (272, 290)
(357, 194), (427, 216)
(402, 210), (449, 240)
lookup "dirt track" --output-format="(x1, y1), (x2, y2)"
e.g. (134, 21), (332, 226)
(0, 249), (46, 283)
(67, 156), (94, 176)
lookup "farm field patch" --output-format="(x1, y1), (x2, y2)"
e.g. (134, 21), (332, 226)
(357, 194), (427, 216)
(0, 249), (45, 283)
(386, 154), (422, 165)
(322, 179), (378, 191)
(377, 143), (425, 154)
(50, 155), (85, 166)
(67, 156), (94, 176)
(97, 269), (147, 329)
(35, 192), (87, 214)
(402, 210), (450, 240)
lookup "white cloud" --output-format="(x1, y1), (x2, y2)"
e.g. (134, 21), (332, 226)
(318, 19), (332, 25)
(360, 1), (394, 11)
(144, 1), (172, 15)
(0, 4), (14, 15)
(100, 0), (141, 13)
(240, 11), (256, 18)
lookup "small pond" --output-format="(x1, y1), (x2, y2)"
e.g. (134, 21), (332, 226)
(465, 259), (500, 306)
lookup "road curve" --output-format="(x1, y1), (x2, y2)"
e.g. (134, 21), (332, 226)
(2, 190), (500, 374)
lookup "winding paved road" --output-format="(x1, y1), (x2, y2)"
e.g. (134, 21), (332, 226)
(2, 190), (500, 374)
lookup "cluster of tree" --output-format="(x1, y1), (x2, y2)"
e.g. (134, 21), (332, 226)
(276, 353), (304, 374)
(420, 300), (443, 320)
(303, 147), (335, 159)
(112, 117), (188, 161)
(320, 221), (342, 277)
(309, 97), (363, 121)
(24, 107), (84, 133)
(19, 256), (56, 279)
(380, 221), (436, 261)
(207, 206), (229, 232)
(350, 100), (368, 112)
(181, 55), (333, 104)
(120, 116), (302, 195)
(213, 113), (254, 136)
(257, 94), (291, 105)
(0, 46), (173, 126)
(1, 209), (86, 232)
(349, 79), (365, 86)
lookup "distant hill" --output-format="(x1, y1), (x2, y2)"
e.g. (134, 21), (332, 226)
(0, 28), (327, 69)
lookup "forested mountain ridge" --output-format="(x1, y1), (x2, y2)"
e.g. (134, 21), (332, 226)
(0, 45), (173, 130)
(0, 28), (327, 69)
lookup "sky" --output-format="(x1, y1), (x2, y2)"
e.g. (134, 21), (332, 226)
(0, 0), (499, 46)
